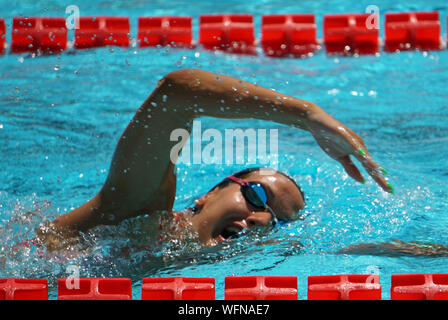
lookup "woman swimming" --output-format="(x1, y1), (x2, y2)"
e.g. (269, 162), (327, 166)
(35, 69), (391, 248)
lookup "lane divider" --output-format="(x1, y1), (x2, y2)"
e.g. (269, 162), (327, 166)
(141, 277), (215, 300)
(74, 16), (130, 49)
(323, 14), (379, 55)
(11, 17), (67, 54)
(199, 14), (256, 55)
(0, 11), (446, 56)
(391, 274), (448, 300)
(261, 14), (318, 57)
(0, 278), (48, 300)
(225, 276), (298, 300)
(308, 274), (381, 300)
(137, 16), (193, 48)
(3, 274), (448, 300)
(384, 12), (441, 52)
(57, 278), (132, 300)
(0, 18), (5, 53)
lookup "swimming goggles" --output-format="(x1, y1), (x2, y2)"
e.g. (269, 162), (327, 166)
(225, 175), (279, 227)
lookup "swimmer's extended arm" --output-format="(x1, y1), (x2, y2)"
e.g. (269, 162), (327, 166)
(52, 68), (391, 230)
(339, 240), (448, 257)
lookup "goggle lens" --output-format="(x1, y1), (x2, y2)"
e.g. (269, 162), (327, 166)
(244, 183), (268, 208)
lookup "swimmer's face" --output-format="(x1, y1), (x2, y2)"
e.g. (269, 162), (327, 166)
(190, 170), (305, 245)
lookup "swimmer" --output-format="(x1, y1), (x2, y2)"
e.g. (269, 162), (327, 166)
(35, 69), (392, 249)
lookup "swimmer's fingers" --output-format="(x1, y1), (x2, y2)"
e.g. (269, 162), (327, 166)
(338, 155), (364, 183)
(353, 146), (393, 194)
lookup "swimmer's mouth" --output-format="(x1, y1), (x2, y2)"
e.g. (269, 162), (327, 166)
(220, 227), (240, 239)
(217, 222), (246, 240)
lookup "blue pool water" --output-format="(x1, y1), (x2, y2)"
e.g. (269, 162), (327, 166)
(1, 0), (448, 299)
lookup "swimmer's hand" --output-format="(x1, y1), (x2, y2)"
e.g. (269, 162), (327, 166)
(307, 109), (392, 193)
(35, 222), (80, 252)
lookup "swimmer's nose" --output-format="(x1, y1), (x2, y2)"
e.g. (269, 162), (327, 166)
(246, 211), (272, 228)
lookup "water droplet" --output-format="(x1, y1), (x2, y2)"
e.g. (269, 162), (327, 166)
(327, 89), (339, 96)
(151, 102), (158, 107)
(53, 65), (60, 71)
(368, 90), (377, 97)
(162, 95), (167, 102)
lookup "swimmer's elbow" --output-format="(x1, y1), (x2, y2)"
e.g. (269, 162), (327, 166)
(162, 68), (207, 90)
(163, 68), (200, 82)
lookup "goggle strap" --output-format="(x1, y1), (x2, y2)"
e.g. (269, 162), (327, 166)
(225, 175), (248, 186)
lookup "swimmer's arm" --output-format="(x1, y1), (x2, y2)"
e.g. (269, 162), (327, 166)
(52, 68), (390, 231)
(339, 240), (448, 257)
(162, 69), (391, 192)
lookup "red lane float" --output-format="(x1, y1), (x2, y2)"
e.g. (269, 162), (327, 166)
(74, 16), (130, 49)
(141, 277), (215, 300)
(0, 279), (48, 300)
(308, 274), (381, 300)
(57, 278), (132, 300)
(261, 14), (318, 57)
(391, 274), (448, 300)
(138, 16), (193, 48)
(384, 12), (441, 52)
(225, 276), (297, 300)
(323, 13), (379, 55)
(0, 18), (5, 53)
(199, 14), (256, 54)
(11, 17), (67, 53)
